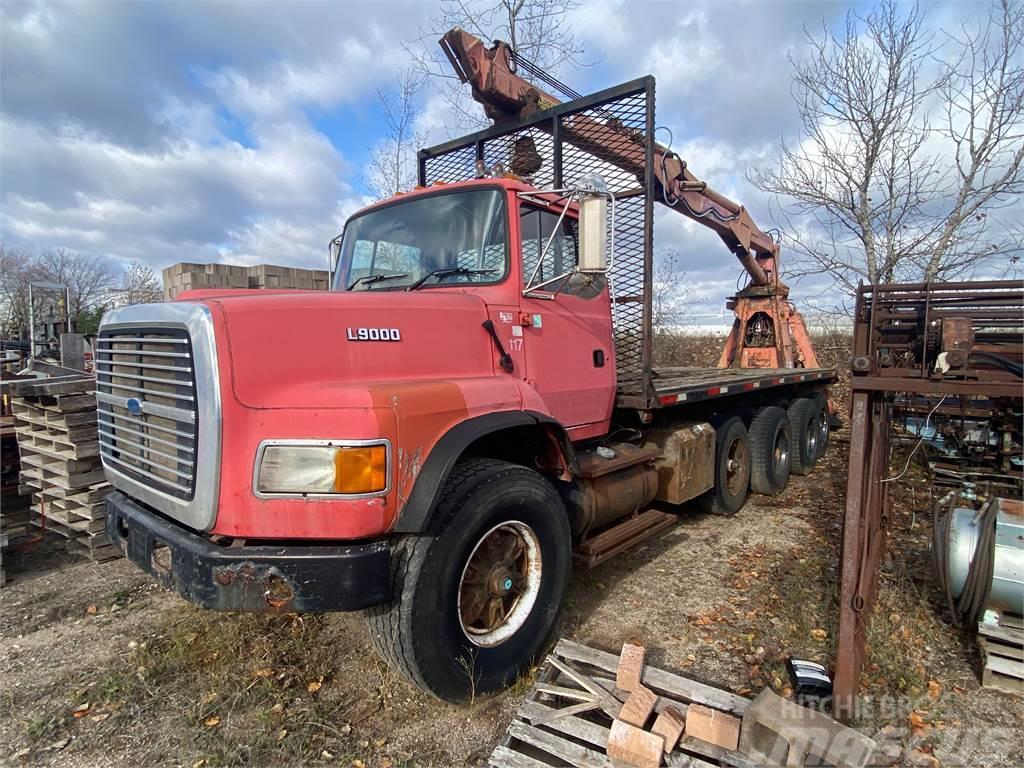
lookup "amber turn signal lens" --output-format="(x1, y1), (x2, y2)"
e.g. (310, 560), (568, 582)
(333, 445), (387, 494)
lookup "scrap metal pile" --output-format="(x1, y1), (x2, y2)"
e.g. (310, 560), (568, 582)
(836, 280), (1023, 712)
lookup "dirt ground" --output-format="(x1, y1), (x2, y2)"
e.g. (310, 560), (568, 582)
(2, 435), (1022, 767)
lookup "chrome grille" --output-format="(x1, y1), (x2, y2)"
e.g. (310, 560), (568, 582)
(95, 328), (198, 500)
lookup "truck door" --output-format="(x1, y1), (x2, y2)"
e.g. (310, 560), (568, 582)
(517, 203), (616, 434)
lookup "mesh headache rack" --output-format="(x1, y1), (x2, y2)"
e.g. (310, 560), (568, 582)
(418, 77), (657, 405)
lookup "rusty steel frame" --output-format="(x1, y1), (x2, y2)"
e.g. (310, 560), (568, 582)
(833, 279), (1024, 720)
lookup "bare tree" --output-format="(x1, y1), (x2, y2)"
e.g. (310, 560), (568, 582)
(751, 0), (1023, 297)
(0, 245), (40, 338)
(365, 69), (428, 200)
(120, 260), (163, 305)
(0, 245), (118, 338)
(405, 0), (586, 133)
(923, 0), (1024, 280)
(36, 247), (118, 318)
(652, 250), (690, 329)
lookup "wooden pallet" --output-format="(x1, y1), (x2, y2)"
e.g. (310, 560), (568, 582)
(979, 616), (1024, 696)
(490, 639), (753, 768)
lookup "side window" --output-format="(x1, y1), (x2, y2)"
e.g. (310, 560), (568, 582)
(520, 205), (578, 290)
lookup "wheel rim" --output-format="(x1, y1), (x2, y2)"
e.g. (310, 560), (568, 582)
(457, 520), (542, 648)
(818, 413), (829, 453)
(724, 436), (750, 496)
(805, 419), (818, 458)
(773, 427), (789, 476)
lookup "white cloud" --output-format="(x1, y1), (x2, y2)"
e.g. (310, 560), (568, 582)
(642, 10), (724, 99)
(200, 26), (402, 120)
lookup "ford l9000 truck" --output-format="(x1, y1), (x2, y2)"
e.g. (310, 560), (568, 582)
(99, 64), (834, 701)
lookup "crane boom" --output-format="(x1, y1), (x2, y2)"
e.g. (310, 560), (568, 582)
(440, 28), (778, 287)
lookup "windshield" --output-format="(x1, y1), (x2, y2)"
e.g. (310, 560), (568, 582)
(334, 188), (508, 291)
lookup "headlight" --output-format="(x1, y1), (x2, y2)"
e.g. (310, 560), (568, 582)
(255, 441), (389, 496)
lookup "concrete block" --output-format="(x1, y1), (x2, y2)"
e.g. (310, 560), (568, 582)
(686, 703), (740, 752)
(619, 685), (658, 728)
(617, 642), (646, 692)
(607, 719), (664, 768)
(651, 707), (686, 753)
(738, 688), (876, 768)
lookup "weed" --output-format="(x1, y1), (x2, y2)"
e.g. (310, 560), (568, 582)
(26, 712), (63, 743)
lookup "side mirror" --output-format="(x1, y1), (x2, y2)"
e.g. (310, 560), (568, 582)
(328, 235), (342, 289)
(577, 194), (607, 272)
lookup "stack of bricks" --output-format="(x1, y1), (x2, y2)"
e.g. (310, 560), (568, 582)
(607, 641), (741, 768)
(161, 262), (329, 300)
(8, 375), (118, 563)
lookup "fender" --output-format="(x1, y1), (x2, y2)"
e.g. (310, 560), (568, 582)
(393, 410), (575, 534)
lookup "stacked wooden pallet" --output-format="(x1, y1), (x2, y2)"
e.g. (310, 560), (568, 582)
(978, 614), (1024, 696)
(8, 375), (118, 562)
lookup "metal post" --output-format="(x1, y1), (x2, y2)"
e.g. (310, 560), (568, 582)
(27, 283), (36, 359)
(641, 78), (656, 402)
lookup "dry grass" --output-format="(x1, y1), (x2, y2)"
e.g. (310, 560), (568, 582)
(26, 609), (437, 767)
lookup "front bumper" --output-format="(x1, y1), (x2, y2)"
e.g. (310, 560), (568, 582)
(105, 491), (392, 613)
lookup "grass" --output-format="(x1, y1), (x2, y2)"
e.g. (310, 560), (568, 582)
(26, 712), (64, 744)
(41, 609), (398, 767)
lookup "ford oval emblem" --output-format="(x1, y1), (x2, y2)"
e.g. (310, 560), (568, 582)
(126, 397), (143, 416)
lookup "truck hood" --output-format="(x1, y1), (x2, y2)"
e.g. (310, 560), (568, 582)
(190, 289), (497, 409)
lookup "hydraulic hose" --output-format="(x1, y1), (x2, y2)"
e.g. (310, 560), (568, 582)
(933, 497), (998, 628)
(969, 351), (1023, 378)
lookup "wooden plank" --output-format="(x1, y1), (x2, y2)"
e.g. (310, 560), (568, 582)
(11, 393), (96, 414)
(979, 622), (1024, 646)
(986, 653), (1024, 676)
(517, 701), (722, 768)
(999, 613), (1024, 631)
(507, 721), (610, 768)
(10, 378), (95, 396)
(555, 639), (749, 716)
(20, 465), (107, 491)
(11, 402), (96, 427)
(18, 452), (102, 477)
(985, 640), (1024, 661)
(519, 700), (610, 750)
(488, 745), (553, 768)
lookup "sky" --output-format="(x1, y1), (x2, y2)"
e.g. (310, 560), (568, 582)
(0, 0), (1013, 323)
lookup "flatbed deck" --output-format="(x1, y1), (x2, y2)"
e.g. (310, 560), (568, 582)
(617, 367), (836, 409)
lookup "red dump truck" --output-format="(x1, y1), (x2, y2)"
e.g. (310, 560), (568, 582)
(99, 70), (834, 701)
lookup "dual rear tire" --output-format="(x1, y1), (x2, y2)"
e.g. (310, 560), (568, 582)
(742, 395), (830, 497)
(749, 406), (791, 495)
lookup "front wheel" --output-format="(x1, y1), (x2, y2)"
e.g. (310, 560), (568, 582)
(365, 458), (571, 701)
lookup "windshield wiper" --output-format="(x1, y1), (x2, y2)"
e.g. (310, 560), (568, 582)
(406, 267), (496, 291)
(347, 273), (410, 291)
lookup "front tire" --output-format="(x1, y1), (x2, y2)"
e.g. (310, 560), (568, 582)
(365, 458), (571, 701)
